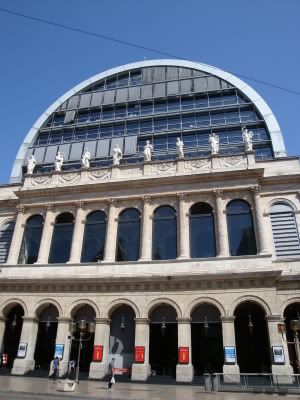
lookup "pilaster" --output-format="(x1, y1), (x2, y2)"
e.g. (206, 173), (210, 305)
(103, 199), (118, 263)
(6, 206), (27, 264)
(250, 185), (268, 254)
(177, 193), (190, 259)
(0, 316), (6, 353)
(68, 201), (86, 264)
(220, 316), (240, 376)
(89, 318), (111, 379)
(55, 317), (72, 377)
(176, 318), (193, 382)
(213, 190), (230, 257)
(36, 204), (55, 264)
(139, 196), (153, 261)
(131, 318), (151, 381)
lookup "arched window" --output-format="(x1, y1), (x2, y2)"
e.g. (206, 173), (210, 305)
(19, 215), (44, 264)
(226, 200), (256, 256)
(49, 212), (74, 263)
(270, 202), (300, 258)
(116, 208), (141, 261)
(189, 203), (216, 258)
(152, 206), (177, 260)
(81, 211), (107, 262)
(0, 220), (15, 264)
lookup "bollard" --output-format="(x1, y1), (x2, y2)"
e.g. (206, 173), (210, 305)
(204, 373), (212, 392)
(212, 374), (219, 392)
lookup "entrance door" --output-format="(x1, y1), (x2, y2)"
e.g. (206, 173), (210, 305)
(2, 305), (24, 369)
(149, 305), (178, 377)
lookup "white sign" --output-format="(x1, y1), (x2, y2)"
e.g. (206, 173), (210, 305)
(272, 346), (285, 364)
(17, 342), (28, 358)
(224, 346), (236, 363)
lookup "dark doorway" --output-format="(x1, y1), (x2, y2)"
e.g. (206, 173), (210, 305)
(34, 305), (58, 371)
(191, 303), (223, 375)
(70, 305), (95, 374)
(2, 305), (24, 369)
(283, 302), (300, 373)
(234, 301), (271, 373)
(149, 305), (178, 377)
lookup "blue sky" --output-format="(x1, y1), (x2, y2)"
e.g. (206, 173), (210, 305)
(0, 0), (299, 184)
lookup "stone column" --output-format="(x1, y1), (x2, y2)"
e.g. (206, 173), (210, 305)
(0, 317), (6, 353)
(89, 318), (111, 379)
(131, 318), (151, 381)
(220, 316), (240, 376)
(68, 201), (86, 264)
(6, 206), (27, 265)
(36, 204), (56, 264)
(176, 318), (193, 382)
(54, 317), (72, 377)
(177, 193), (190, 259)
(139, 196), (153, 261)
(251, 185), (268, 254)
(103, 199), (118, 262)
(12, 317), (39, 375)
(266, 315), (293, 379)
(213, 190), (230, 257)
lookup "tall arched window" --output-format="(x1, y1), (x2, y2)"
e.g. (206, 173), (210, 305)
(49, 212), (74, 263)
(81, 211), (107, 262)
(189, 203), (216, 258)
(116, 208), (141, 261)
(152, 206), (177, 260)
(19, 215), (44, 264)
(0, 220), (15, 264)
(226, 200), (256, 256)
(270, 202), (300, 258)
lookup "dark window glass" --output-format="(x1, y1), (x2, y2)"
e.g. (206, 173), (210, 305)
(226, 200), (257, 256)
(152, 206), (177, 260)
(116, 208), (141, 261)
(50, 132), (62, 144)
(141, 101), (153, 115)
(90, 110), (101, 122)
(190, 203), (216, 258)
(19, 215), (44, 264)
(167, 99), (180, 112)
(127, 104), (140, 118)
(77, 111), (90, 124)
(115, 106), (127, 119)
(154, 100), (167, 114)
(209, 95), (223, 107)
(154, 119), (168, 132)
(81, 211), (106, 262)
(140, 120), (153, 133)
(195, 96), (208, 109)
(181, 97), (195, 110)
(102, 107), (114, 120)
(255, 147), (273, 159)
(49, 213), (74, 263)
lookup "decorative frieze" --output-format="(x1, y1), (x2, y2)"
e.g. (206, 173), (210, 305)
(151, 162), (176, 175)
(184, 159), (210, 172)
(217, 155), (247, 169)
(58, 172), (80, 184)
(31, 175), (52, 186)
(88, 169), (111, 181)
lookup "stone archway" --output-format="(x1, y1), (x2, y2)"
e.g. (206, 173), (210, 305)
(283, 302), (300, 373)
(2, 304), (24, 369)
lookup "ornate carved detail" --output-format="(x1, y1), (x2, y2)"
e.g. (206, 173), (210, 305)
(177, 192), (187, 202)
(107, 198), (117, 207)
(142, 195), (152, 204)
(218, 156), (247, 169)
(31, 175), (52, 186)
(58, 172), (80, 184)
(120, 167), (143, 177)
(151, 162), (176, 175)
(75, 201), (85, 209)
(184, 159), (210, 171)
(250, 185), (261, 196)
(17, 205), (26, 214)
(44, 203), (54, 214)
(213, 189), (224, 199)
(88, 169), (111, 181)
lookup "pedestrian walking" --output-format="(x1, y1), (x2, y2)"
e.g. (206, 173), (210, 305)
(68, 359), (76, 380)
(49, 356), (60, 380)
(107, 358), (115, 389)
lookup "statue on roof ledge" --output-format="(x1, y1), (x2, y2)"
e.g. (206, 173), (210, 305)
(113, 144), (122, 165)
(27, 154), (36, 174)
(176, 137), (184, 158)
(242, 126), (253, 152)
(209, 132), (219, 155)
(81, 149), (91, 168)
(144, 140), (153, 162)
(55, 151), (64, 171)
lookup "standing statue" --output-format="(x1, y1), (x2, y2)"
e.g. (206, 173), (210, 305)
(176, 137), (184, 158)
(113, 144), (122, 165)
(81, 149), (91, 168)
(144, 140), (153, 162)
(242, 126), (253, 151)
(55, 151), (64, 172)
(27, 154), (36, 174)
(209, 132), (220, 155)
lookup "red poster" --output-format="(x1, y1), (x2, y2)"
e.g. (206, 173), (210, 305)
(93, 345), (103, 362)
(134, 346), (145, 363)
(178, 347), (189, 364)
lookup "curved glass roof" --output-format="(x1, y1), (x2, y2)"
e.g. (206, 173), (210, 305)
(10, 60), (286, 183)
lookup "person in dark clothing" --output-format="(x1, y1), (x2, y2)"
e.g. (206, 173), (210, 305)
(50, 356), (60, 380)
(107, 358), (115, 389)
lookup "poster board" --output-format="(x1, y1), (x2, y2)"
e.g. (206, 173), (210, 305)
(17, 342), (28, 358)
(224, 346), (236, 364)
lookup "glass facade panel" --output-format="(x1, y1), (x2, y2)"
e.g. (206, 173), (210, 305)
(227, 200), (257, 256)
(18, 215), (44, 264)
(189, 204), (216, 258)
(116, 209), (141, 261)
(81, 211), (106, 262)
(49, 213), (74, 263)
(152, 206), (177, 260)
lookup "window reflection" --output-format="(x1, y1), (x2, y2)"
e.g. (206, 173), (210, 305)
(49, 213), (74, 263)
(189, 203), (216, 258)
(19, 215), (44, 264)
(226, 200), (257, 256)
(116, 208), (141, 261)
(152, 206), (177, 260)
(81, 211), (106, 262)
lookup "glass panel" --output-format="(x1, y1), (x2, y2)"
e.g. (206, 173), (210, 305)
(154, 100), (167, 114)
(209, 95), (223, 107)
(182, 115), (196, 129)
(115, 106), (127, 119)
(195, 96), (208, 109)
(81, 211), (106, 262)
(116, 209), (140, 261)
(18, 215), (44, 264)
(140, 120), (153, 133)
(154, 119), (168, 132)
(167, 99), (180, 112)
(102, 107), (114, 120)
(190, 213), (216, 258)
(49, 213), (74, 263)
(181, 97), (195, 110)
(152, 206), (177, 260)
(127, 104), (140, 118)
(141, 101), (153, 115)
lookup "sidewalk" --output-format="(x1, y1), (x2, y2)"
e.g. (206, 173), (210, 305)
(0, 376), (298, 400)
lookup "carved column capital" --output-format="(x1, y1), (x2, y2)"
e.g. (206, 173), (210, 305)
(43, 203), (55, 216)
(17, 205), (26, 214)
(75, 200), (85, 210)
(142, 195), (152, 204)
(177, 192), (187, 202)
(213, 189), (224, 199)
(106, 198), (117, 208)
(250, 185), (261, 197)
